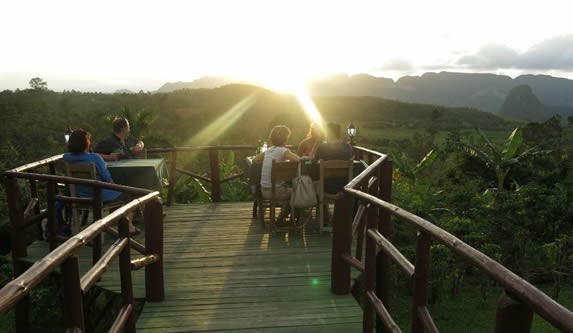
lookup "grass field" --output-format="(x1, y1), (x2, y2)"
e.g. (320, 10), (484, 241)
(357, 127), (514, 145)
(388, 283), (573, 332)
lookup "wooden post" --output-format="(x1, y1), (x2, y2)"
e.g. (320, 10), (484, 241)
(331, 192), (353, 294)
(28, 179), (41, 215)
(92, 187), (103, 264)
(376, 159), (392, 332)
(363, 197), (378, 332)
(48, 161), (56, 175)
(47, 181), (58, 251)
(209, 149), (221, 202)
(167, 150), (177, 206)
(411, 232), (431, 333)
(118, 216), (136, 333)
(4, 176), (30, 333)
(494, 290), (533, 333)
(61, 256), (86, 332)
(145, 198), (164, 301)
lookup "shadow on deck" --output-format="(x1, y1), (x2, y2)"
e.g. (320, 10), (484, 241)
(31, 202), (361, 332)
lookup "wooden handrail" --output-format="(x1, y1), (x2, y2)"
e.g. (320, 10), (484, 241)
(7, 154), (63, 173)
(0, 192), (159, 312)
(333, 146), (573, 332)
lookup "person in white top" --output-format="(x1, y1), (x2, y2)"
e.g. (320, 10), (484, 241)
(252, 125), (300, 221)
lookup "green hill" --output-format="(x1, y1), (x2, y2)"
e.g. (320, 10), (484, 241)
(0, 84), (516, 168)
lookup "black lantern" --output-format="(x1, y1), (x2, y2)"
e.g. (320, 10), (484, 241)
(347, 121), (357, 144)
(64, 127), (73, 143)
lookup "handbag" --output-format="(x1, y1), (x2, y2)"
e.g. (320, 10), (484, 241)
(290, 162), (317, 208)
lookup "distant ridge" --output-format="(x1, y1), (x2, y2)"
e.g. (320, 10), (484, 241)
(156, 76), (241, 93)
(156, 72), (573, 120)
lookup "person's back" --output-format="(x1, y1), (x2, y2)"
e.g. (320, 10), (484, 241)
(64, 129), (123, 202)
(314, 122), (353, 194)
(253, 125), (300, 199)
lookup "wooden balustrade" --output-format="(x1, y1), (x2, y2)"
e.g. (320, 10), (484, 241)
(4, 144), (573, 332)
(2, 155), (164, 332)
(332, 145), (573, 333)
(147, 145), (260, 205)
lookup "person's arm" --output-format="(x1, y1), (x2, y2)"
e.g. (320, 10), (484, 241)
(284, 150), (300, 162)
(252, 152), (264, 163)
(99, 153), (120, 161)
(296, 139), (306, 156)
(128, 135), (145, 153)
(93, 154), (114, 183)
(94, 137), (120, 161)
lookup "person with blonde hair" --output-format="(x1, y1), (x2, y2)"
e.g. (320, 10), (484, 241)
(253, 125), (300, 222)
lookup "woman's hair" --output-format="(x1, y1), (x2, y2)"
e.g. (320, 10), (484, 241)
(269, 125), (291, 147)
(67, 129), (92, 154)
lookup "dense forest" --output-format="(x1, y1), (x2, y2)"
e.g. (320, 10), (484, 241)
(1, 81), (572, 331)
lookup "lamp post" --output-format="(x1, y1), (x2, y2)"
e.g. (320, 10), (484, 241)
(347, 121), (357, 145)
(64, 127), (73, 143)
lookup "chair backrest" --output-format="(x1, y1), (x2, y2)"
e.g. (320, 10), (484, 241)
(319, 160), (353, 195)
(270, 160), (299, 199)
(65, 163), (97, 197)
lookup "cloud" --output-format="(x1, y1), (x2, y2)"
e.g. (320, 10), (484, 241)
(518, 34), (573, 70)
(456, 34), (573, 71)
(376, 58), (414, 71)
(457, 44), (519, 69)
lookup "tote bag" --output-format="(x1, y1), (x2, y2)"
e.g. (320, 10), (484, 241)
(290, 162), (317, 208)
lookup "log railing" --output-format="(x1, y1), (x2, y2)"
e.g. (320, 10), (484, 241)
(148, 145), (295, 206)
(1, 155), (164, 333)
(332, 145), (573, 333)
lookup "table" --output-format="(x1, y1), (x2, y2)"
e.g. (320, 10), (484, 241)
(107, 158), (168, 192)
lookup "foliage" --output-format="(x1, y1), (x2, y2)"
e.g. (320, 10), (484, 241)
(460, 128), (551, 191)
(28, 77), (48, 91)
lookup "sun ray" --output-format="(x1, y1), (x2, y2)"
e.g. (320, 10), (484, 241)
(294, 85), (325, 133)
(184, 92), (260, 147)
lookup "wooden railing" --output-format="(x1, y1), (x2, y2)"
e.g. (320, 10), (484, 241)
(1, 155), (164, 333)
(331, 145), (573, 333)
(148, 145), (286, 205)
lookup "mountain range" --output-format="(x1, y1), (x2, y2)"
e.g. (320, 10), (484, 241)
(157, 72), (573, 121)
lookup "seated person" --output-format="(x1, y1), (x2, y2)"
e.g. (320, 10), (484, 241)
(297, 123), (323, 158)
(253, 125), (300, 222)
(94, 117), (145, 161)
(313, 122), (354, 194)
(64, 129), (138, 234)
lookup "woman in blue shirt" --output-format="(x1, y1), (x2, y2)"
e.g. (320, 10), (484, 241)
(64, 129), (138, 234)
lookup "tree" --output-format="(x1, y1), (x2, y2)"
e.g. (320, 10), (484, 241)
(29, 77), (48, 91)
(460, 128), (550, 191)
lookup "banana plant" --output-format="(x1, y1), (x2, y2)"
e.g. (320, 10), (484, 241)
(460, 128), (551, 191)
(391, 149), (438, 185)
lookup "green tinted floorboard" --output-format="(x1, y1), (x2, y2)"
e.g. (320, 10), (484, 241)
(28, 202), (362, 332)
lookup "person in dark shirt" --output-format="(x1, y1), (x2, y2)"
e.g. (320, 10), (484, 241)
(314, 122), (354, 194)
(94, 117), (145, 161)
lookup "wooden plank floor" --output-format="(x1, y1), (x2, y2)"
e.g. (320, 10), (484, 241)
(30, 202), (362, 332)
(134, 202), (362, 332)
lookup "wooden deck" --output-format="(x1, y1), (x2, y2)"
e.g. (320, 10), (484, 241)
(30, 202), (362, 332)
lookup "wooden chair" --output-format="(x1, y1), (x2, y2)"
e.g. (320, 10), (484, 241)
(257, 160), (299, 233)
(65, 163), (123, 234)
(318, 160), (353, 233)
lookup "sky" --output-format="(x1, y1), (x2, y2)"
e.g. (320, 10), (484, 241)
(1, 0), (572, 93)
